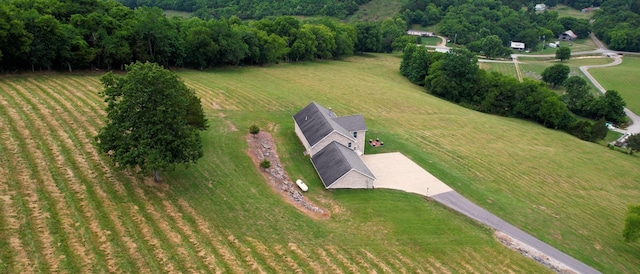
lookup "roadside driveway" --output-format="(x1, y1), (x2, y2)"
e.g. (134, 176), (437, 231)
(361, 152), (452, 196)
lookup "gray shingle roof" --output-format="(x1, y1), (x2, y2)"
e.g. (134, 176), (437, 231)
(311, 141), (375, 188)
(292, 102), (352, 147)
(332, 115), (367, 131)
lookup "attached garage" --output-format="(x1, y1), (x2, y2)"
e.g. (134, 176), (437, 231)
(311, 141), (375, 189)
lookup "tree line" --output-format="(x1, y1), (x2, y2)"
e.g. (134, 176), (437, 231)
(0, 0), (397, 72)
(117, 0), (370, 19)
(400, 44), (626, 142)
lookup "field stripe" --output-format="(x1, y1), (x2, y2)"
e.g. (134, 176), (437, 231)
(161, 200), (223, 272)
(273, 244), (304, 273)
(245, 237), (288, 273)
(27, 77), (160, 272)
(0, 83), (68, 272)
(288, 243), (323, 272)
(3, 80), (98, 271)
(226, 233), (266, 273)
(315, 247), (344, 274)
(177, 199), (246, 272)
(326, 245), (359, 273)
(361, 249), (393, 273)
(0, 111), (37, 272)
(17, 78), (119, 272)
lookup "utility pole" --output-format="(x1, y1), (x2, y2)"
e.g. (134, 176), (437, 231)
(454, 33), (458, 45)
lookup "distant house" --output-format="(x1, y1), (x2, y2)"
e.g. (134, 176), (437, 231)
(510, 41), (526, 50)
(311, 142), (375, 189)
(558, 30), (578, 41)
(407, 30), (434, 37)
(293, 102), (375, 189)
(434, 47), (450, 53)
(581, 7), (600, 12)
(534, 3), (546, 11)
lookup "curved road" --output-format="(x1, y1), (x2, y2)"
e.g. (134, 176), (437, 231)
(510, 33), (640, 134)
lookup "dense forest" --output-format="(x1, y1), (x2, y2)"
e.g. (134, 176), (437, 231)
(118, 0), (371, 19)
(592, 0), (640, 52)
(0, 0), (406, 72)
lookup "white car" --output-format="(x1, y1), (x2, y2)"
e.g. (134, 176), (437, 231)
(295, 179), (308, 192)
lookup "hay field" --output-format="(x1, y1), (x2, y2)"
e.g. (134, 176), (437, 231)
(479, 62), (519, 79)
(589, 56), (640, 114)
(177, 54), (640, 273)
(0, 63), (549, 271)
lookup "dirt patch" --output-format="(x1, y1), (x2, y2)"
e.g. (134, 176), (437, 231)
(495, 231), (577, 274)
(245, 131), (328, 219)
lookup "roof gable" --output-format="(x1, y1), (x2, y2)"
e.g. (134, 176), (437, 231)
(293, 102), (353, 147)
(311, 142), (375, 188)
(333, 115), (367, 132)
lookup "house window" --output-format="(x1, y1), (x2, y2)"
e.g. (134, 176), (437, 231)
(353, 131), (357, 138)
(348, 142), (352, 148)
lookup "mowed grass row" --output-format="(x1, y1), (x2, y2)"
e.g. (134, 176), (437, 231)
(589, 56), (640, 114)
(0, 72), (548, 272)
(177, 53), (640, 272)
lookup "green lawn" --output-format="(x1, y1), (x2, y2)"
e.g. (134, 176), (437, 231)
(178, 54), (640, 272)
(1, 54), (639, 273)
(589, 56), (640, 114)
(479, 62), (519, 79)
(419, 36), (442, 46)
(348, 0), (408, 22)
(548, 4), (594, 20)
(519, 56), (614, 91)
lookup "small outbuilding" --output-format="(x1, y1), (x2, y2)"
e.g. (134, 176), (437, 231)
(510, 41), (525, 51)
(311, 141), (376, 189)
(534, 3), (547, 11)
(407, 30), (434, 37)
(558, 30), (578, 41)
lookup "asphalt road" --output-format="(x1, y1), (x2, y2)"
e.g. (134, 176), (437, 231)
(431, 191), (601, 274)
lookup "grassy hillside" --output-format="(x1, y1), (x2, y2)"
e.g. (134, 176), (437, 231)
(589, 56), (640, 114)
(0, 63), (547, 271)
(1, 53), (639, 273)
(177, 54), (640, 273)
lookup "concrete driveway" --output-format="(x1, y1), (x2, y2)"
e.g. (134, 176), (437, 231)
(361, 152), (452, 196)
(361, 152), (599, 273)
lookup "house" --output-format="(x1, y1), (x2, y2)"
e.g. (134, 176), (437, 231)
(311, 141), (375, 189)
(534, 3), (546, 11)
(581, 7), (600, 12)
(510, 41), (525, 51)
(293, 102), (367, 157)
(558, 30), (577, 41)
(293, 102), (376, 189)
(407, 30), (434, 37)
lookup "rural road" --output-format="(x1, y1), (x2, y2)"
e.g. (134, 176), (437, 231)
(431, 191), (600, 274)
(509, 33), (640, 134)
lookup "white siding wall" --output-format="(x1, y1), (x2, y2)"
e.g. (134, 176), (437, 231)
(310, 132), (354, 157)
(294, 122), (312, 155)
(328, 171), (374, 189)
(354, 130), (366, 152)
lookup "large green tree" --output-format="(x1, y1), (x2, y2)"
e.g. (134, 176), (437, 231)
(623, 205), (640, 242)
(541, 64), (570, 87)
(96, 61), (208, 182)
(626, 134), (640, 154)
(556, 46), (571, 62)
